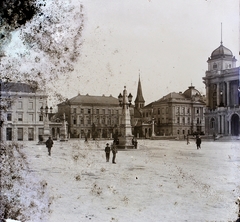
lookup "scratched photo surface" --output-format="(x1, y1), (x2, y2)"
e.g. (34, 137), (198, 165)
(0, 0), (239, 221)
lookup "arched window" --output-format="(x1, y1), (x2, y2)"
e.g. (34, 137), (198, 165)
(210, 118), (215, 129)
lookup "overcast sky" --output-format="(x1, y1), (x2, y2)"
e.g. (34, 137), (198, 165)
(2, 0), (239, 106)
(58, 0), (239, 105)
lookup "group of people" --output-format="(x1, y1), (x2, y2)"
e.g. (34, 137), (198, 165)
(104, 141), (118, 164)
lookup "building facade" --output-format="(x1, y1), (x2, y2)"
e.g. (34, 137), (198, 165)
(0, 81), (48, 141)
(203, 41), (240, 136)
(141, 86), (206, 138)
(57, 93), (134, 139)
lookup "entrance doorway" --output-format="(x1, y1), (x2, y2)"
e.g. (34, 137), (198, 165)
(231, 114), (239, 136)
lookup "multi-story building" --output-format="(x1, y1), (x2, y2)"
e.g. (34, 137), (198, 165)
(57, 93), (134, 139)
(203, 40), (239, 136)
(0, 81), (47, 141)
(141, 85), (206, 138)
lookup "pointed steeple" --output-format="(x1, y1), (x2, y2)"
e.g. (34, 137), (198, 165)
(134, 75), (145, 109)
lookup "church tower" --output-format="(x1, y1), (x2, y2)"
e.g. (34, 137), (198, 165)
(203, 25), (240, 136)
(134, 76), (145, 110)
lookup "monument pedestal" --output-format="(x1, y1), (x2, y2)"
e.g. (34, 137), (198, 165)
(117, 136), (134, 149)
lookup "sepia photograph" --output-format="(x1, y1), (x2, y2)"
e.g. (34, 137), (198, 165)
(0, 0), (240, 221)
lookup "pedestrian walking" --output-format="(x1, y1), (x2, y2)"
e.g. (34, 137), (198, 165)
(105, 143), (110, 162)
(187, 134), (190, 145)
(46, 136), (54, 156)
(111, 142), (118, 164)
(196, 135), (201, 149)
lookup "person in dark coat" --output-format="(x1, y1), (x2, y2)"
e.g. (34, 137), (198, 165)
(186, 134), (190, 145)
(46, 136), (54, 156)
(196, 135), (201, 149)
(111, 142), (118, 164)
(105, 143), (110, 162)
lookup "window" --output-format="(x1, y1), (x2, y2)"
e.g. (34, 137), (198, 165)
(28, 128), (34, 141)
(108, 109), (111, 114)
(197, 118), (200, 124)
(213, 63), (217, 69)
(81, 109), (84, 114)
(158, 108), (160, 115)
(28, 114), (34, 122)
(188, 117), (190, 124)
(96, 109), (99, 114)
(196, 109), (199, 114)
(73, 108), (77, 113)
(166, 107), (168, 114)
(73, 118), (76, 125)
(187, 108), (190, 114)
(18, 128), (23, 141)
(38, 128), (44, 136)
(18, 113), (23, 121)
(39, 115), (43, 121)
(6, 128), (12, 141)
(162, 108), (165, 114)
(7, 113), (12, 121)
(29, 102), (33, 110)
(182, 117), (185, 125)
(18, 101), (23, 109)
(102, 109), (105, 114)
(88, 117), (91, 125)
(102, 118), (105, 124)
(210, 118), (215, 129)
(88, 109), (91, 114)
(182, 107), (185, 114)
(177, 117), (180, 124)
(7, 101), (12, 108)
(80, 118), (84, 124)
(176, 107), (180, 114)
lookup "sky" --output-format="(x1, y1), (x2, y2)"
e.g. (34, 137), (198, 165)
(1, 0), (239, 107)
(60, 0), (239, 105)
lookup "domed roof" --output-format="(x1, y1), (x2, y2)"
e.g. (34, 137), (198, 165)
(183, 86), (201, 99)
(211, 43), (233, 59)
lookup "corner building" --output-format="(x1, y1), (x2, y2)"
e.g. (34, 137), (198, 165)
(0, 81), (47, 141)
(203, 41), (240, 136)
(141, 86), (205, 138)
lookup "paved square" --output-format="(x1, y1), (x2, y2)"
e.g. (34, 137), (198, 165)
(25, 139), (240, 221)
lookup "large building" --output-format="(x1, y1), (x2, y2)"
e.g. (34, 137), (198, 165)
(203, 40), (240, 136)
(57, 93), (134, 139)
(141, 85), (206, 138)
(0, 81), (47, 141)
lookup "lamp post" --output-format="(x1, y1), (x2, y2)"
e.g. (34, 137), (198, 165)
(151, 106), (156, 138)
(40, 105), (52, 143)
(60, 113), (68, 141)
(117, 86), (134, 149)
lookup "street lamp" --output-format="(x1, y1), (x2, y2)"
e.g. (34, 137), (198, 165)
(40, 105), (52, 143)
(117, 86), (134, 149)
(151, 105), (156, 138)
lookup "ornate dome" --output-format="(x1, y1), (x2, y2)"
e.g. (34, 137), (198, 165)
(211, 44), (233, 59)
(183, 86), (201, 99)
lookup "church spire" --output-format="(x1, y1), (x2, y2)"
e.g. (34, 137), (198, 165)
(220, 22), (223, 45)
(134, 75), (145, 109)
